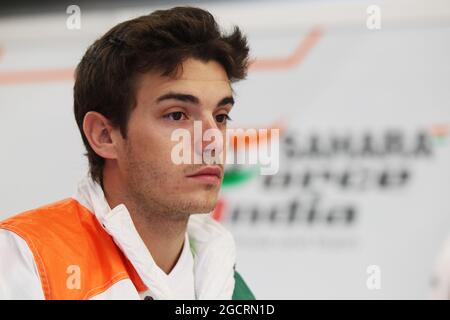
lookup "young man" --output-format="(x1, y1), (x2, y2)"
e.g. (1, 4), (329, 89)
(0, 6), (254, 300)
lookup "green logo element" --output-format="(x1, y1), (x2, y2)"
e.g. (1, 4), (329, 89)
(222, 166), (259, 188)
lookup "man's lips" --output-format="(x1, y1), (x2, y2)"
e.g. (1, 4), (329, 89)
(186, 166), (223, 184)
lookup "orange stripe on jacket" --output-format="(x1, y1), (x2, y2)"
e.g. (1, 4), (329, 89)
(0, 198), (147, 299)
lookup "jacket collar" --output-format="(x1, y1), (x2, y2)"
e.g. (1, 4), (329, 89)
(72, 173), (236, 299)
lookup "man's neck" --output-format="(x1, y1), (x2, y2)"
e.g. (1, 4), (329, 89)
(102, 171), (188, 275)
(127, 208), (188, 275)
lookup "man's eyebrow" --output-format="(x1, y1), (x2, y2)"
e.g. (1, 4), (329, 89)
(217, 96), (235, 107)
(156, 92), (234, 107)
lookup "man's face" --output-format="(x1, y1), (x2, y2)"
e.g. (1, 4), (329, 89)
(114, 58), (233, 217)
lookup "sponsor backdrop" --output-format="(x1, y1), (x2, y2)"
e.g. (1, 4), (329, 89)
(1, 0), (450, 298)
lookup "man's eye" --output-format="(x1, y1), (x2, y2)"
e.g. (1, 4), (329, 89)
(164, 111), (187, 121)
(216, 114), (232, 123)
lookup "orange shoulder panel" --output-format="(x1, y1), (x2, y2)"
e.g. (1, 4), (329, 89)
(0, 198), (147, 299)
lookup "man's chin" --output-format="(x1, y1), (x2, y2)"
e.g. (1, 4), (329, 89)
(167, 188), (219, 214)
(186, 198), (219, 214)
(188, 201), (218, 214)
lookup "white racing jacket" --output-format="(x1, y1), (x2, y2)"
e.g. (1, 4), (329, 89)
(0, 174), (254, 300)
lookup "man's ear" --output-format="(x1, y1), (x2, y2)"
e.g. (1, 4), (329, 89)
(82, 111), (119, 160)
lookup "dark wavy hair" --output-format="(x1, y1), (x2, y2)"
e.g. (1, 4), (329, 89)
(74, 6), (250, 184)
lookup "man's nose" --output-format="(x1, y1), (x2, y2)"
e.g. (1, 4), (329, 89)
(193, 115), (224, 162)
